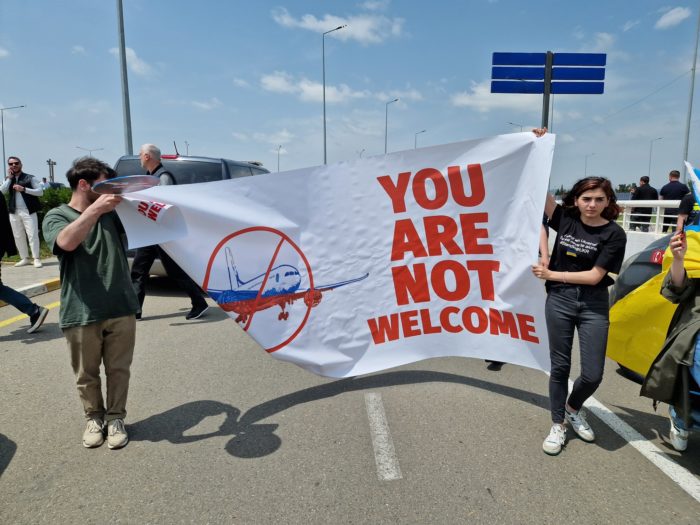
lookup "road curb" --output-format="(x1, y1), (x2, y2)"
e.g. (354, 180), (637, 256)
(0, 278), (61, 307)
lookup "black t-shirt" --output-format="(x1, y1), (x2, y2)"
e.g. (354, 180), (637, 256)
(547, 205), (627, 290)
(679, 192), (699, 227)
(660, 180), (689, 200)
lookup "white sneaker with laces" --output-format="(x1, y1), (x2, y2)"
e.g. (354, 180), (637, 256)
(82, 418), (105, 448)
(14, 258), (30, 267)
(33, 259), (43, 268)
(565, 409), (595, 442)
(107, 418), (129, 450)
(542, 424), (566, 455)
(669, 409), (688, 452)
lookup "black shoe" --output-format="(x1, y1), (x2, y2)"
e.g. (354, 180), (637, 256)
(135, 311), (142, 321)
(27, 306), (48, 334)
(186, 303), (209, 320)
(486, 360), (504, 371)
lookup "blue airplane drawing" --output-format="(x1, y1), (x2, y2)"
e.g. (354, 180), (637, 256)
(207, 248), (368, 325)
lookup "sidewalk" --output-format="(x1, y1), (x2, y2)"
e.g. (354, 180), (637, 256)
(0, 257), (61, 307)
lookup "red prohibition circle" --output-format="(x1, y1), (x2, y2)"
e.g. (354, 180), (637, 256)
(202, 226), (315, 353)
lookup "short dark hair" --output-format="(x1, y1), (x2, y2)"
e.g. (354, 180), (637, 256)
(563, 176), (621, 221)
(640, 176), (650, 184)
(7, 156), (21, 164)
(670, 170), (681, 179)
(66, 157), (116, 190)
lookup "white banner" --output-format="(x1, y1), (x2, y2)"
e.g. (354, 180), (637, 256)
(117, 133), (555, 377)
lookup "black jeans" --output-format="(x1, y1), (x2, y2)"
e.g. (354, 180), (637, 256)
(545, 285), (609, 424)
(130, 245), (207, 312)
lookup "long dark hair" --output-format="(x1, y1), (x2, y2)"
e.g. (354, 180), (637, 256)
(562, 176), (621, 221)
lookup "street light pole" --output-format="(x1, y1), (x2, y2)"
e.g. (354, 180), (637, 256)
(116, 0), (133, 155)
(507, 121), (524, 132)
(46, 159), (57, 183)
(682, 6), (700, 182)
(1, 105), (26, 170)
(76, 146), (104, 157)
(277, 145), (282, 172)
(648, 137), (663, 178)
(323, 24), (347, 165)
(414, 129), (426, 149)
(584, 152), (595, 176)
(384, 98), (399, 154)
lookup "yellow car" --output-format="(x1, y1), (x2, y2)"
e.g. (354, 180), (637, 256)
(607, 232), (700, 377)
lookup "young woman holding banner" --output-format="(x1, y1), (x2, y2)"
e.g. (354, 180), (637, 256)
(531, 130), (627, 455)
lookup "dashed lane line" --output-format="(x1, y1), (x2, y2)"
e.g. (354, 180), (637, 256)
(364, 392), (402, 481)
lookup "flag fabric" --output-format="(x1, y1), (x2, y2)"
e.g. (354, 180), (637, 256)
(116, 133), (555, 378)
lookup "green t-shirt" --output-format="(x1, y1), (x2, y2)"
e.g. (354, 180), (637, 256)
(42, 204), (139, 328)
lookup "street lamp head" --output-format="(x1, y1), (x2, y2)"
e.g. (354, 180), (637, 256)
(336, 24), (347, 30)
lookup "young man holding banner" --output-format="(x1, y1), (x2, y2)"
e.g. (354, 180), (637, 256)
(43, 158), (139, 450)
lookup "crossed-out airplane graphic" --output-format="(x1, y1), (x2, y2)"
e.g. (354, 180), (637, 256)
(207, 248), (368, 325)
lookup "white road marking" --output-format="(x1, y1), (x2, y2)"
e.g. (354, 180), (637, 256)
(364, 392), (402, 481)
(577, 382), (700, 504)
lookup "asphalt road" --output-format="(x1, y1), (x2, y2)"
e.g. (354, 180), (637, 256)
(1, 281), (699, 524)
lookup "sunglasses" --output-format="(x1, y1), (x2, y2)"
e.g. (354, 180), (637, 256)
(8, 162), (20, 166)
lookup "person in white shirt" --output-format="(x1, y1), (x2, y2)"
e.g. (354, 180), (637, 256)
(0, 156), (44, 268)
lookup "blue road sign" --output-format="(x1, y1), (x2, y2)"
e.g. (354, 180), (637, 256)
(490, 52), (606, 95)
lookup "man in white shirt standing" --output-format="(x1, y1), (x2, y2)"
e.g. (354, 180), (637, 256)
(1, 156), (44, 267)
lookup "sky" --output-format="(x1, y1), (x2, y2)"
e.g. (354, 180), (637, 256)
(2, 0), (700, 192)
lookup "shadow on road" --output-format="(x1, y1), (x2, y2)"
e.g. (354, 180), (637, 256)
(129, 370), (553, 459)
(0, 433), (17, 478)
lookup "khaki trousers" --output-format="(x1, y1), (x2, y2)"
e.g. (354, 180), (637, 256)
(63, 315), (136, 422)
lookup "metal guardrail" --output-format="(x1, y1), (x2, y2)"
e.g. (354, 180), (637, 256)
(616, 199), (681, 234)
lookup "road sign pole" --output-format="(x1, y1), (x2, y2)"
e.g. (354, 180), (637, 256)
(541, 51), (553, 129)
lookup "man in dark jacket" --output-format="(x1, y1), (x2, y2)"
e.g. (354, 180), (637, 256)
(0, 194), (48, 332)
(659, 170), (690, 232)
(129, 143), (209, 320)
(630, 176), (658, 232)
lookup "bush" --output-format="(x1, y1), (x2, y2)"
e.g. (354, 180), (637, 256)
(37, 187), (72, 231)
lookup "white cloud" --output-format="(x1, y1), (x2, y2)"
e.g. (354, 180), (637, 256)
(260, 71), (422, 105)
(0, 47), (9, 58)
(450, 80), (539, 113)
(260, 71), (370, 103)
(192, 97), (222, 111)
(71, 45), (86, 55)
(376, 88), (423, 102)
(232, 132), (249, 141)
(655, 7), (692, 30)
(271, 7), (404, 45)
(622, 19), (640, 32)
(253, 129), (295, 145)
(359, 0), (390, 10)
(108, 47), (152, 76)
(261, 71), (298, 94)
(233, 78), (250, 88)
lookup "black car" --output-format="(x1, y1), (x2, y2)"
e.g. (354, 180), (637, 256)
(608, 233), (671, 307)
(114, 154), (269, 183)
(115, 154), (269, 276)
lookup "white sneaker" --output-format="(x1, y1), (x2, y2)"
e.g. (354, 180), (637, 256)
(669, 409), (688, 452)
(14, 258), (30, 267)
(82, 418), (105, 448)
(565, 409), (595, 442)
(33, 259), (42, 268)
(543, 424), (566, 455)
(107, 419), (129, 450)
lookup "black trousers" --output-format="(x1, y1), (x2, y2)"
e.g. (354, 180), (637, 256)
(130, 245), (207, 312)
(545, 286), (609, 424)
